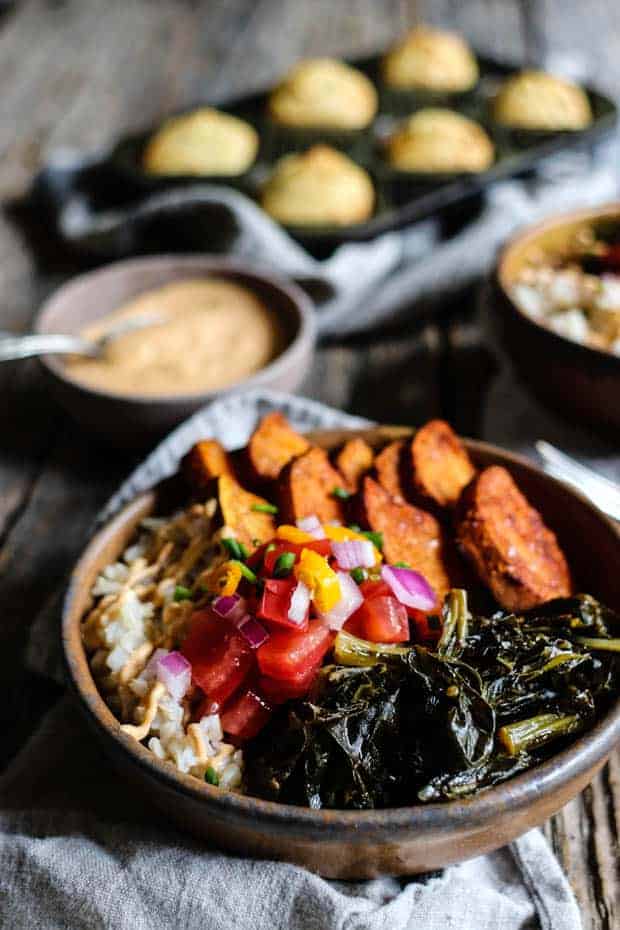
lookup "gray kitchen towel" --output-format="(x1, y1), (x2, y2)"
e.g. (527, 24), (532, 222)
(46, 144), (617, 338)
(13, 390), (583, 930)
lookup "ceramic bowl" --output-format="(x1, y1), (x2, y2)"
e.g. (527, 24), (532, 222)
(494, 204), (620, 434)
(62, 426), (620, 878)
(35, 255), (316, 447)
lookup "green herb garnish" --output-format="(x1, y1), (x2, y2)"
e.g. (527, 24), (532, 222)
(251, 502), (279, 514)
(274, 551), (296, 578)
(230, 560), (257, 583)
(222, 538), (243, 560)
(205, 766), (220, 786)
(332, 486), (351, 500)
(350, 568), (367, 584)
(348, 524), (361, 532)
(265, 542), (277, 554)
(362, 530), (383, 551)
(393, 561), (411, 569)
(238, 541), (250, 560)
(173, 585), (192, 602)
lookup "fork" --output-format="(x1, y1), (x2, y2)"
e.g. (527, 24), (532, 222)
(536, 441), (620, 522)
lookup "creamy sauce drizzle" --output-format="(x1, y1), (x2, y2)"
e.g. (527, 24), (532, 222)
(64, 278), (284, 396)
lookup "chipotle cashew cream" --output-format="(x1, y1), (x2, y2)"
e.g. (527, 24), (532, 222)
(64, 277), (284, 396)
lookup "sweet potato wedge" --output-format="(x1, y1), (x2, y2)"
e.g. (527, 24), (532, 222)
(279, 447), (345, 524)
(218, 474), (276, 551)
(335, 437), (374, 493)
(183, 439), (233, 491)
(455, 465), (572, 611)
(358, 476), (452, 602)
(374, 440), (408, 500)
(245, 412), (310, 482)
(411, 419), (476, 508)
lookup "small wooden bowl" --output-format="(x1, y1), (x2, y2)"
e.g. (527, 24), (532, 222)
(35, 255), (316, 447)
(494, 204), (620, 434)
(62, 426), (620, 878)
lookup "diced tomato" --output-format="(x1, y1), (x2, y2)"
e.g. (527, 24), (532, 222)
(181, 609), (254, 704)
(257, 620), (334, 682)
(355, 595), (410, 643)
(246, 542), (270, 570)
(220, 688), (272, 741)
(258, 660), (322, 703)
(359, 579), (392, 601)
(263, 539), (331, 575)
(257, 578), (309, 630)
(343, 612), (366, 638)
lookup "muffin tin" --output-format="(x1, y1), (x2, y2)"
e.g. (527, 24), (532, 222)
(108, 52), (617, 254)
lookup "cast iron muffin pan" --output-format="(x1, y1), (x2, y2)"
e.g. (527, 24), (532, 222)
(105, 52), (617, 254)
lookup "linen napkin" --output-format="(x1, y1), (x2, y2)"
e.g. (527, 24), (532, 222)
(33, 141), (617, 338)
(9, 389), (583, 930)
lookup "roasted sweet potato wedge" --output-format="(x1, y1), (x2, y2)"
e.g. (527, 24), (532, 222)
(358, 476), (452, 603)
(374, 440), (408, 500)
(184, 439), (233, 491)
(279, 447), (345, 524)
(411, 419), (476, 508)
(245, 412), (310, 482)
(335, 437), (374, 493)
(218, 474), (276, 551)
(456, 465), (572, 611)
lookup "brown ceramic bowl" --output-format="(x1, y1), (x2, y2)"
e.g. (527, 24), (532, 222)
(35, 255), (316, 447)
(494, 204), (620, 434)
(62, 426), (620, 878)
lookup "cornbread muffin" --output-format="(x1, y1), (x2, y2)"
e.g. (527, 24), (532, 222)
(268, 58), (378, 129)
(143, 107), (259, 176)
(386, 108), (494, 173)
(493, 70), (592, 130)
(382, 26), (478, 93)
(261, 145), (374, 227)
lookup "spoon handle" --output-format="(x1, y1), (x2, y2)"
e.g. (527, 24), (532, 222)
(0, 333), (98, 361)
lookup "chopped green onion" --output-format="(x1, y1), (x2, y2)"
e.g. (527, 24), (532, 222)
(362, 530), (383, 551)
(222, 538), (243, 560)
(265, 542), (277, 554)
(238, 541), (250, 561)
(173, 585), (192, 602)
(332, 486), (351, 500)
(252, 538), (262, 547)
(230, 560), (257, 583)
(350, 568), (367, 584)
(251, 502), (279, 514)
(274, 551), (296, 578)
(393, 561), (411, 569)
(348, 524), (361, 532)
(205, 766), (219, 786)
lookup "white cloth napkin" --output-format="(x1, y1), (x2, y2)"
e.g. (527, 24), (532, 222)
(11, 390), (583, 930)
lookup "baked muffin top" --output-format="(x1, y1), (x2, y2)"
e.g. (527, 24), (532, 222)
(493, 70), (592, 130)
(386, 108), (494, 173)
(143, 107), (259, 176)
(382, 26), (478, 92)
(261, 145), (374, 227)
(268, 58), (378, 129)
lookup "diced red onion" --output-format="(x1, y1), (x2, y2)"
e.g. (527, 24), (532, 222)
(381, 565), (436, 611)
(144, 647), (168, 679)
(331, 539), (375, 569)
(156, 650), (192, 701)
(296, 515), (325, 539)
(317, 572), (363, 630)
(288, 579), (312, 624)
(213, 593), (247, 623)
(234, 614), (270, 649)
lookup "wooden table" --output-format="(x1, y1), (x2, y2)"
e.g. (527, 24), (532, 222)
(0, 1), (618, 926)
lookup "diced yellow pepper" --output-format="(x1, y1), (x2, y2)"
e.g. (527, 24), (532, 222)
(295, 548), (341, 613)
(201, 560), (242, 596)
(323, 525), (382, 564)
(276, 525), (316, 544)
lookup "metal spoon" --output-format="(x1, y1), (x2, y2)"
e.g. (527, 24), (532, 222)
(0, 314), (165, 362)
(536, 440), (620, 522)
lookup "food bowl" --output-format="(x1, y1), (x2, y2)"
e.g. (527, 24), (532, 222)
(61, 425), (620, 878)
(494, 204), (620, 434)
(35, 255), (315, 447)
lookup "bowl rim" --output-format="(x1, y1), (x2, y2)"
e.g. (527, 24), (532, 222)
(61, 428), (620, 837)
(495, 201), (620, 368)
(35, 254), (316, 406)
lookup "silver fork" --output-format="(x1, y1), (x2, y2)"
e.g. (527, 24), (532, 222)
(536, 441), (620, 522)
(0, 314), (164, 362)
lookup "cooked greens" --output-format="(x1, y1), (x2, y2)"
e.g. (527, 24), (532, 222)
(245, 592), (619, 807)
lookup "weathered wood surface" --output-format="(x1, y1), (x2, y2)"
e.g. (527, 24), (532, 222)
(0, 1), (618, 926)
